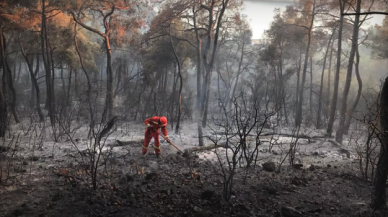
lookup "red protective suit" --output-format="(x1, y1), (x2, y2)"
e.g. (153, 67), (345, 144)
(142, 116), (168, 155)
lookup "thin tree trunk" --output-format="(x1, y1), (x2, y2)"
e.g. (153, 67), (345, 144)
(71, 7), (117, 122)
(60, 62), (66, 95)
(325, 38), (335, 119)
(134, 84), (146, 121)
(277, 46), (284, 123)
(3, 32), (19, 123)
(30, 57), (36, 107)
(163, 66), (168, 115)
(67, 68), (72, 106)
(104, 37), (114, 121)
(201, 0), (230, 129)
(335, 0), (361, 143)
(18, 35), (44, 122)
(317, 26), (336, 129)
(74, 69), (79, 98)
(74, 21), (94, 139)
(193, 6), (204, 146)
(295, 50), (302, 118)
(17, 60), (21, 83)
(5, 59), (19, 123)
(13, 61), (16, 83)
(168, 24), (183, 134)
(230, 40), (246, 107)
(0, 27), (8, 136)
(295, 0), (316, 126)
(371, 76), (388, 210)
(344, 46), (362, 134)
(41, 0), (55, 128)
(309, 55), (313, 125)
(327, 1), (344, 137)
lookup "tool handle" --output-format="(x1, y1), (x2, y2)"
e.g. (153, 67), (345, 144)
(148, 126), (184, 154)
(158, 131), (184, 154)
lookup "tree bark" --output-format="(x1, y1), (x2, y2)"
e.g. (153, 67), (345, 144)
(29, 56), (36, 107)
(18, 35), (44, 122)
(295, 50), (302, 118)
(168, 24), (183, 134)
(309, 55), (313, 125)
(41, 0), (55, 128)
(104, 36), (114, 121)
(67, 68), (72, 107)
(325, 39), (335, 119)
(60, 62), (66, 96)
(16, 60), (21, 83)
(327, 0), (344, 137)
(295, 0), (316, 126)
(74, 21), (95, 138)
(4, 49), (20, 123)
(335, 0), (361, 143)
(317, 26), (336, 129)
(344, 46), (362, 135)
(371, 76), (388, 210)
(0, 27), (8, 136)
(193, 6), (204, 146)
(71, 5), (116, 122)
(201, 0), (230, 128)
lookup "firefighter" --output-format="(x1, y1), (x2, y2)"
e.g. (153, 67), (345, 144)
(142, 116), (169, 158)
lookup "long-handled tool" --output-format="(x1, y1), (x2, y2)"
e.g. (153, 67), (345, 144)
(149, 126), (184, 154)
(157, 131), (184, 154)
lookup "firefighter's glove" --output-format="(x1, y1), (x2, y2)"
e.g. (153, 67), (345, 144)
(165, 135), (170, 143)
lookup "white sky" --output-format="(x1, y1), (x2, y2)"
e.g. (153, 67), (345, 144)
(242, 0), (385, 39)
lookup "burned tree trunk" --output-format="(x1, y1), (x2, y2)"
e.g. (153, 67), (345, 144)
(0, 27), (8, 136)
(344, 46), (362, 134)
(335, 0), (361, 143)
(18, 35), (44, 122)
(168, 24), (183, 134)
(4, 51), (19, 123)
(41, 0), (56, 128)
(317, 26), (336, 129)
(327, 0), (344, 137)
(371, 76), (388, 210)
(295, 0), (316, 126)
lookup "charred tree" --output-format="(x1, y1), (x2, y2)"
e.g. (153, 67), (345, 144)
(168, 24), (183, 134)
(0, 27), (8, 136)
(295, 0), (316, 126)
(71, 2), (126, 122)
(335, 0), (361, 143)
(327, 0), (344, 137)
(371, 76), (388, 210)
(18, 35), (44, 122)
(344, 47), (362, 134)
(3, 39), (19, 123)
(201, 0), (230, 129)
(41, 0), (56, 129)
(325, 38), (335, 119)
(317, 26), (336, 129)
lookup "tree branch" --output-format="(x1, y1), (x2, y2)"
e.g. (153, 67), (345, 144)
(47, 11), (61, 19)
(70, 11), (105, 37)
(343, 12), (388, 16)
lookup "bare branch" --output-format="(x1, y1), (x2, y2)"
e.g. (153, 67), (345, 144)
(70, 11), (105, 37)
(343, 12), (388, 16)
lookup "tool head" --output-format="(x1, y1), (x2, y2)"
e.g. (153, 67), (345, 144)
(182, 150), (190, 158)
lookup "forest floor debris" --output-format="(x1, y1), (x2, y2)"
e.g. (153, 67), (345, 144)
(0, 122), (387, 217)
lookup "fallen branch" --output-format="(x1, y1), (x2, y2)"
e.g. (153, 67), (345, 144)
(114, 139), (143, 147)
(327, 139), (351, 158)
(259, 132), (328, 140)
(183, 142), (227, 154)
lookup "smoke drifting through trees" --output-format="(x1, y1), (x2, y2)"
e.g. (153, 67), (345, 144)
(1, 0), (388, 211)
